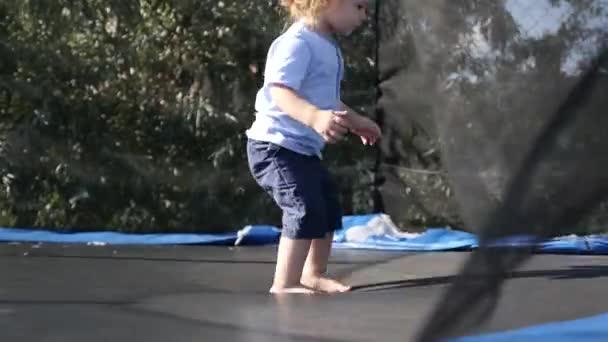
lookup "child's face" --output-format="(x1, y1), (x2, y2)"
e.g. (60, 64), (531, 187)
(324, 0), (369, 35)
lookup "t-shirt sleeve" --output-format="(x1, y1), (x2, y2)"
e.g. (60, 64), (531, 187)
(264, 36), (312, 91)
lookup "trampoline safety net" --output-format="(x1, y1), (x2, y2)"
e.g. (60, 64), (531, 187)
(1, 0), (608, 341)
(376, 0), (607, 340)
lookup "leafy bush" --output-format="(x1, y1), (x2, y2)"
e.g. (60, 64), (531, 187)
(0, 0), (377, 232)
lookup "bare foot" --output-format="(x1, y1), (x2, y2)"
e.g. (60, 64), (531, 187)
(301, 274), (352, 294)
(269, 285), (317, 295)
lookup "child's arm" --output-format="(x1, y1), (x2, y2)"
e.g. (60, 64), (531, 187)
(338, 100), (382, 145)
(271, 84), (325, 128)
(270, 85), (349, 143)
(339, 100), (356, 116)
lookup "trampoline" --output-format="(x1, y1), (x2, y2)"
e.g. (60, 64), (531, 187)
(1, 215), (608, 341)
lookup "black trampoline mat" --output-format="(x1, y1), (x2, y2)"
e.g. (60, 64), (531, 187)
(1, 244), (607, 342)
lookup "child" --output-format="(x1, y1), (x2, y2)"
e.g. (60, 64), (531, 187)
(246, 0), (381, 294)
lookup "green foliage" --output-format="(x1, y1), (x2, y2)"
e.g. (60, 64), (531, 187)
(0, 0), (377, 232)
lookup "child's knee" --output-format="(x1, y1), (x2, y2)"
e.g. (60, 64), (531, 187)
(281, 200), (329, 239)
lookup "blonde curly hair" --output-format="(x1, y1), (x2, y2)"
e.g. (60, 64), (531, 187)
(279, 0), (333, 23)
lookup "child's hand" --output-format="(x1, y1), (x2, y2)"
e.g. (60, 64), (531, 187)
(312, 110), (350, 144)
(340, 113), (382, 146)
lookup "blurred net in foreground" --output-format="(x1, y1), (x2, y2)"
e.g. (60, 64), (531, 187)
(375, 0), (608, 340)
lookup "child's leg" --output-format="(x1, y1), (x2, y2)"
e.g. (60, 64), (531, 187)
(270, 236), (315, 294)
(301, 232), (351, 293)
(300, 169), (351, 293)
(303, 232), (333, 275)
(246, 139), (330, 295)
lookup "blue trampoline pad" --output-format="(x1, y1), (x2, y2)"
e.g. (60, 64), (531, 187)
(452, 312), (608, 342)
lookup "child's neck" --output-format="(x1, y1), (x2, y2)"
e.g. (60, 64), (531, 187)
(300, 17), (335, 37)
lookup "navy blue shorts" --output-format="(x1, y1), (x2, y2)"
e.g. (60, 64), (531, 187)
(246, 138), (343, 239)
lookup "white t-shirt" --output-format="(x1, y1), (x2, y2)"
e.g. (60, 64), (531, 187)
(246, 20), (345, 157)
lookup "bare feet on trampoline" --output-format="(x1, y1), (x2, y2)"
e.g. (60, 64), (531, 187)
(269, 285), (317, 295)
(301, 274), (352, 294)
